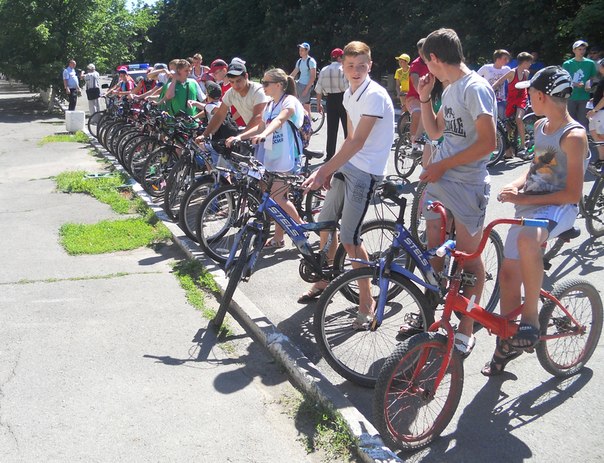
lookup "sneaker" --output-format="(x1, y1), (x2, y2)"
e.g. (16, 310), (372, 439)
(454, 332), (476, 359)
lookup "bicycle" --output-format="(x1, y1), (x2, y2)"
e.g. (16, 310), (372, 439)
(309, 96), (325, 133)
(487, 107), (539, 167)
(580, 151), (604, 238)
(212, 155), (397, 327)
(372, 204), (602, 451)
(312, 183), (503, 387)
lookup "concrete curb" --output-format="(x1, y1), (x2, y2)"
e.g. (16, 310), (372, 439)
(80, 119), (401, 462)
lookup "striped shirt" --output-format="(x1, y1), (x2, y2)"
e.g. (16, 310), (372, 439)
(315, 61), (348, 96)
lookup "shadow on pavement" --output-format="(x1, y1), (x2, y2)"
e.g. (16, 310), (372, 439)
(402, 368), (593, 462)
(543, 237), (604, 289)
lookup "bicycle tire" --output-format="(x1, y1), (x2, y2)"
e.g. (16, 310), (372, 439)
(536, 279), (603, 377)
(373, 332), (464, 451)
(141, 146), (178, 197)
(95, 114), (113, 144)
(115, 128), (140, 166)
(583, 178), (604, 238)
(410, 181), (428, 247)
(313, 267), (431, 387)
(487, 122), (507, 168)
(126, 137), (158, 180)
(214, 230), (257, 327)
(397, 111), (411, 137)
(162, 156), (194, 221)
(178, 175), (223, 242)
(101, 120), (122, 151)
(394, 136), (419, 179)
(302, 188), (325, 223)
(109, 123), (131, 159)
(310, 104), (325, 134)
(87, 111), (104, 139)
(196, 184), (263, 265)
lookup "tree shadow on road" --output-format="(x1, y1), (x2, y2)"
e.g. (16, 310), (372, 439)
(400, 368), (593, 462)
(543, 237), (604, 290)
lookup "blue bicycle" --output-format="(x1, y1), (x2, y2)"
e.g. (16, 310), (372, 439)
(312, 182), (503, 387)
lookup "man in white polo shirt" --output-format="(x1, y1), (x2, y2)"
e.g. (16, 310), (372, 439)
(301, 41), (394, 329)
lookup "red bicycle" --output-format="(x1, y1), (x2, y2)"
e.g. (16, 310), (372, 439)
(373, 202), (603, 451)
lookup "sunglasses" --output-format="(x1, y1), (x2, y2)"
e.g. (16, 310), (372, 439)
(261, 80), (279, 87)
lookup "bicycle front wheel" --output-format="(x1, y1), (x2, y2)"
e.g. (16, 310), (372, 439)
(487, 122), (507, 168)
(310, 103), (325, 133)
(584, 179), (604, 238)
(373, 332), (464, 451)
(393, 135), (419, 179)
(87, 111), (104, 139)
(536, 279), (603, 377)
(313, 267), (431, 388)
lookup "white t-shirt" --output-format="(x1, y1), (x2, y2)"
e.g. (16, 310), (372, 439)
(205, 101), (221, 123)
(477, 64), (511, 102)
(261, 94), (305, 173)
(223, 82), (270, 125)
(343, 77), (395, 176)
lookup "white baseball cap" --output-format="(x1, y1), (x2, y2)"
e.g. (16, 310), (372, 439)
(573, 40), (588, 50)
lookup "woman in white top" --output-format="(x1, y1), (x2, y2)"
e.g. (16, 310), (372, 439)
(233, 68), (305, 248)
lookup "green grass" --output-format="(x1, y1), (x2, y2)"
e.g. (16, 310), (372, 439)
(280, 391), (357, 461)
(39, 130), (89, 145)
(55, 170), (137, 214)
(171, 260), (233, 339)
(60, 217), (172, 255)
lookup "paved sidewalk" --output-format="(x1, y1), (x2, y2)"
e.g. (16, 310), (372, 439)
(0, 83), (340, 462)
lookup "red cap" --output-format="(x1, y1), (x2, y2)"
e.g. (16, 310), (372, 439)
(116, 65), (128, 73)
(331, 48), (344, 58)
(210, 59), (228, 73)
(201, 72), (215, 82)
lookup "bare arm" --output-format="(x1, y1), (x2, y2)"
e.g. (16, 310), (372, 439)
(417, 73), (444, 139)
(251, 107), (293, 141)
(246, 102), (268, 131)
(201, 103), (229, 137)
(492, 70), (514, 90)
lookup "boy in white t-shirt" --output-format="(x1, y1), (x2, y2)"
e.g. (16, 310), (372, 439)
(477, 49), (511, 119)
(301, 41), (395, 328)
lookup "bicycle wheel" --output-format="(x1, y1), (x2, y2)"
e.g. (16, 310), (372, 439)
(584, 178), (604, 238)
(410, 181), (428, 248)
(87, 111), (104, 139)
(394, 135), (419, 179)
(310, 103), (325, 134)
(141, 146), (178, 197)
(213, 230), (260, 327)
(481, 228), (503, 314)
(302, 188), (325, 223)
(162, 156), (194, 221)
(313, 267), (431, 387)
(115, 128), (140, 166)
(373, 332), (464, 451)
(536, 279), (603, 377)
(487, 122), (507, 168)
(397, 111), (411, 137)
(127, 137), (159, 180)
(196, 184), (263, 265)
(178, 175), (223, 242)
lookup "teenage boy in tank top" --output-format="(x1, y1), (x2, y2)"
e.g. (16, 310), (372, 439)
(482, 66), (589, 376)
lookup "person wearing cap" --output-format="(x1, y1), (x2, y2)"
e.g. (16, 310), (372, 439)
(63, 59), (80, 111)
(107, 66), (135, 96)
(394, 53), (411, 111)
(414, 28), (497, 355)
(477, 49), (511, 120)
(290, 42), (317, 116)
(314, 47), (349, 161)
(210, 58), (245, 127)
(587, 58), (604, 163)
(82, 63), (101, 115)
(485, 65), (589, 375)
(563, 40), (598, 129)
(199, 61), (269, 147)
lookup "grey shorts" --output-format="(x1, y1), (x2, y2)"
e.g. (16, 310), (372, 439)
(296, 82), (312, 104)
(423, 179), (490, 236)
(318, 162), (383, 245)
(504, 203), (578, 260)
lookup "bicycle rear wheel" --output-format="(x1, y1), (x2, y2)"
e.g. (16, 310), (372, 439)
(310, 101), (325, 133)
(393, 136), (420, 179)
(373, 332), (464, 451)
(162, 156), (194, 221)
(584, 179), (604, 238)
(487, 122), (507, 168)
(178, 175), (222, 242)
(536, 279), (603, 377)
(87, 111), (104, 139)
(141, 146), (178, 197)
(313, 267), (431, 387)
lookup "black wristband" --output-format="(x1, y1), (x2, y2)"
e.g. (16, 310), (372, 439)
(420, 97), (432, 104)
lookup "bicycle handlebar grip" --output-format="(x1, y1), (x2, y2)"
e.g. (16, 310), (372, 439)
(436, 239), (456, 258)
(522, 218), (550, 228)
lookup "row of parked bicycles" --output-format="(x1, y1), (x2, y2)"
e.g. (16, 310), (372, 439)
(88, 95), (603, 453)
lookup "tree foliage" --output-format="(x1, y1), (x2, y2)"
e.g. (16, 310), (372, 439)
(144, 0), (603, 75)
(0, 0), (157, 92)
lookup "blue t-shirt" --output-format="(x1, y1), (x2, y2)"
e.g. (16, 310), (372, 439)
(296, 57), (317, 85)
(63, 67), (78, 89)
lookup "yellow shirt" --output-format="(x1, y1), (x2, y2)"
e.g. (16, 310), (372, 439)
(394, 67), (410, 93)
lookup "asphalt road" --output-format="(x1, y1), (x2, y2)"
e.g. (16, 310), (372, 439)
(238, 111), (604, 461)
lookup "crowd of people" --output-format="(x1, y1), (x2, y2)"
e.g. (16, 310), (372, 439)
(63, 29), (599, 373)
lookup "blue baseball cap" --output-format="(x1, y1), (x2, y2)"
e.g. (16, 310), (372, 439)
(298, 42), (310, 50)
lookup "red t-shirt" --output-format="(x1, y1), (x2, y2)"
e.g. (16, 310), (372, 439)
(407, 57), (429, 99)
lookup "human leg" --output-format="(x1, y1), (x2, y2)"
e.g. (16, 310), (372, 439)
(268, 179), (302, 244)
(325, 94), (340, 160)
(68, 89), (77, 111)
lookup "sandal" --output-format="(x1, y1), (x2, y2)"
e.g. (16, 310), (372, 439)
(509, 323), (540, 349)
(454, 332), (476, 359)
(297, 282), (327, 303)
(395, 312), (424, 341)
(481, 338), (522, 376)
(351, 302), (376, 331)
(264, 237), (285, 249)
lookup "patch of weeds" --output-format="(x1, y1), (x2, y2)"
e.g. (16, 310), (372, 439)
(59, 217), (172, 255)
(55, 170), (134, 214)
(171, 260), (231, 338)
(280, 391), (357, 462)
(1, 271), (161, 286)
(39, 130), (89, 145)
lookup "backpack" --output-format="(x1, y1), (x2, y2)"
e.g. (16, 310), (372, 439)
(288, 113), (313, 159)
(213, 111), (240, 140)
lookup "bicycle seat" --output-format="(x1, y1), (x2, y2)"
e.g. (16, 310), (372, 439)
(557, 226), (581, 242)
(303, 148), (324, 159)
